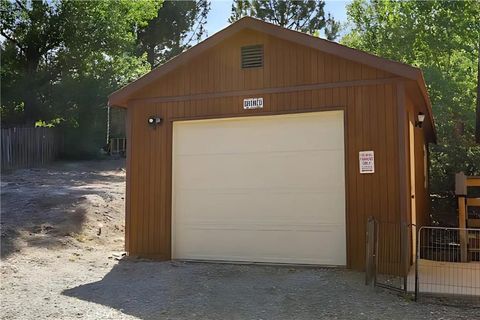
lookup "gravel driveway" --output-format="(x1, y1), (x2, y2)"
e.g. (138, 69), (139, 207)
(1, 160), (478, 319)
(3, 257), (479, 320)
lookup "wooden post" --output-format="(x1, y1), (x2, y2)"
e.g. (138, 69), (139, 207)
(458, 196), (468, 262)
(456, 172), (468, 262)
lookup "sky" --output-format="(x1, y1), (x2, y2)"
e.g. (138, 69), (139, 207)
(205, 1), (351, 39)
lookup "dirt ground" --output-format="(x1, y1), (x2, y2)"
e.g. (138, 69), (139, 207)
(1, 160), (478, 319)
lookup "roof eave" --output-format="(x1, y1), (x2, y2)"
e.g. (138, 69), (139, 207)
(415, 72), (437, 143)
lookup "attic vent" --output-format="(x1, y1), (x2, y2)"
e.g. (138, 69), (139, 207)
(241, 45), (263, 69)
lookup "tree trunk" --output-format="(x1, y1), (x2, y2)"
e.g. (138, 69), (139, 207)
(476, 39), (480, 143)
(146, 45), (156, 70)
(22, 47), (41, 125)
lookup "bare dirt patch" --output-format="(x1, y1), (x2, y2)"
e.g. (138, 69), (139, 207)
(1, 160), (131, 319)
(1, 160), (126, 258)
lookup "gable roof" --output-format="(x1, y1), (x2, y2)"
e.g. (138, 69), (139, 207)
(109, 17), (435, 141)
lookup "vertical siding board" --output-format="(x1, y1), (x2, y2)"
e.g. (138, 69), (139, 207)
(392, 86), (401, 222)
(279, 41), (286, 88)
(165, 103), (171, 255)
(317, 52), (325, 83)
(326, 88), (333, 107)
(311, 49), (318, 83)
(354, 86), (365, 269)
(268, 37), (275, 87)
(346, 86), (358, 268)
(142, 104), (151, 253)
(125, 108), (133, 252)
(370, 83), (381, 221)
(150, 103), (158, 254)
(319, 88), (326, 107)
(166, 105), (173, 258)
(141, 105), (150, 253)
(159, 102), (166, 254)
(377, 85), (388, 222)
(220, 45), (227, 92)
(262, 38), (269, 87)
(188, 99), (194, 118)
(304, 90), (312, 109)
(385, 84), (395, 222)
(325, 54), (332, 82)
(257, 34), (265, 89)
(131, 105), (141, 254)
(209, 51), (215, 94)
(303, 49), (311, 85)
(295, 91), (302, 111)
(201, 52), (209, 93)
(312, 87), (319, 108)
(338, 58), (346, 82)
(213, 46), (220, 92)
(147, 104), (155, 253)
(291, 45), (298, 86)
(231, 41), (240, 90)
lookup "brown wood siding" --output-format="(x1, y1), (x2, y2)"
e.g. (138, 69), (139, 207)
(127, 85), (402, 271)
(131, 30), (393, 101)
(122, 29), (429, 271)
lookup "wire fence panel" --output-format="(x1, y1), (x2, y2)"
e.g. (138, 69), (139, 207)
(416, 226), (480, 300)
(1, 127), (62, 170)
(365, 217), (411, 293)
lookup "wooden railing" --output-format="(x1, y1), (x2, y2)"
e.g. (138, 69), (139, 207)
(1, 127), (62, 170)
(109, 137), (126, 156)
(455, 172), (480, 262)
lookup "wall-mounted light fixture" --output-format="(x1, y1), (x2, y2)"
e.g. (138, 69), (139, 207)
(415, 112), (425, 128)
(148, 116), (162, 128)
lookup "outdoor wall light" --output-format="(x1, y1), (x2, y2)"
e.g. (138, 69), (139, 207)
(148, 116), (162, 128)
(415, 112), (425, 128)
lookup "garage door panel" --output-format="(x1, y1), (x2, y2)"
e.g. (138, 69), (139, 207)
(173, 111), (346, 265)
(175, 151), (344, 190)
(175, 112), (344, 156)
(174, 192), (345, 224)
(174, 226), (346, 265)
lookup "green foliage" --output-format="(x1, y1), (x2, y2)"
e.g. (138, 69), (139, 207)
(229, 0), (340, 40)
(343, 0), (480, 197)
(1, 0), (162, 158)
(137, 0), (210, 68)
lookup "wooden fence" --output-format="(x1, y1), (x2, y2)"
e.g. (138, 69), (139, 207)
(1, 127), (62, 170)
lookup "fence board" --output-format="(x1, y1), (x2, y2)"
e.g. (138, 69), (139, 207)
(1, 127), (62, 170)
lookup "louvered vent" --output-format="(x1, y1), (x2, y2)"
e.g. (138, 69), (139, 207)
(241, 45), (264, 69)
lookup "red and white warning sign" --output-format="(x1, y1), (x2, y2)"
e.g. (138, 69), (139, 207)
(359, 151), (375, 174)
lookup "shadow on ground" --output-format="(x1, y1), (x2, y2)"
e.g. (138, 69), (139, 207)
(63, 260), (375, 320)
(63, 260), (479, 320)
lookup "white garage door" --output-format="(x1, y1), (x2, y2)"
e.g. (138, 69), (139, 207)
(172, 111), (346, 265)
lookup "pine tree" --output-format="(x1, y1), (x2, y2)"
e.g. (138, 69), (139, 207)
(229, 0), (340, 40)
(137, 0), (210, 68)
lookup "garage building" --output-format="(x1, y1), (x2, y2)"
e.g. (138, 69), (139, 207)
(108, 17), (435, 271)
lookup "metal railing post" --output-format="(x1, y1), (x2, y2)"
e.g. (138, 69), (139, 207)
(415, 226), (422, 301)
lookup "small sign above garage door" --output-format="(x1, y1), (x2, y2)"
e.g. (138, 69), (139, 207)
(243, 97), (263, 109)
